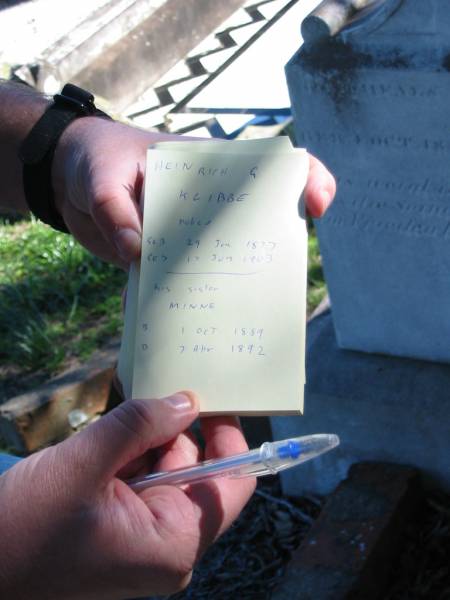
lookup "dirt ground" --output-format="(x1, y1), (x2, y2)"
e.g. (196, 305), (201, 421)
(168, 480), (450, 600)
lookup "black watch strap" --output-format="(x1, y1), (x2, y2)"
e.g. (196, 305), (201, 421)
(19, 83), (111, 233)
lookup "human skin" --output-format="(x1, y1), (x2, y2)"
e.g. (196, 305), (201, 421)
(0, 81), (336, 268)
(0, 81), (336, 598)
(0, 392), (256, 599)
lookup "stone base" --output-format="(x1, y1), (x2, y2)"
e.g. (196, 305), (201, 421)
(271, 309), (450, 496)
(272, 463), (423, 600)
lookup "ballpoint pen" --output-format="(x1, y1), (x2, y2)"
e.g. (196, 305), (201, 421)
(127, 433), (340, 492)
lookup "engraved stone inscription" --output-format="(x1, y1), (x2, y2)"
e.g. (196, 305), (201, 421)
(287, 2), (450, 363)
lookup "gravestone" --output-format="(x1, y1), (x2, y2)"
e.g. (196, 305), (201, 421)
(271, 0), (450, 496)
(271, 309), (450, 496)
(288, 0), (450, 362)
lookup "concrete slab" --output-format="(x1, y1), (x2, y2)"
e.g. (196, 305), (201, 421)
(0, 0), (111, 65)
(271, 309), (450, 495)
(73, 0), (249, 111)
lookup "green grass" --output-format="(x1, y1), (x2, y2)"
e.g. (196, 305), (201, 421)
(0, 218), (126, 377)
(0, 217), (326, 387)
(283, 123), (328, 312)
(307, 221), (327, 313)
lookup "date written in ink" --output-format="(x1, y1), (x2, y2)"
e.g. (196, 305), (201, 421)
(181, 326), (218, 335)
(242, 254), (273, 264)
(246, 240), (277, 250)
(147, 236), (165, 247)
(179, 344), (214, 353)
(231, 344), (265, 355)
(233, 327), (264, 338)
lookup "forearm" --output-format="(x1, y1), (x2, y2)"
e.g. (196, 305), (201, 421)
(0, 81), (50, 214)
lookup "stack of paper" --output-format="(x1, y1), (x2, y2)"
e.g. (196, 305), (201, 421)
(118, 137), (309, 415)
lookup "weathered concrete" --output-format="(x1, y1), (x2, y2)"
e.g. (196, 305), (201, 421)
(271, 309), (450, 495)
(288, 0), (450, 363)
(272, 462), (423, 600)
(41, 0), (247, 110)
(0, 340), (121, 453)
(36, 0), (168, 93)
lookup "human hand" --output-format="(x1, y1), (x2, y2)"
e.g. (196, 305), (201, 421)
(52, 118), (336, 267)
(0, 393), (255, 600)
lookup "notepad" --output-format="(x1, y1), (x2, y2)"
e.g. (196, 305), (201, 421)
(117, 137), (309, 415)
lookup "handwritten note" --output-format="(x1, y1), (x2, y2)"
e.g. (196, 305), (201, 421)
(118, 138), (309, 415)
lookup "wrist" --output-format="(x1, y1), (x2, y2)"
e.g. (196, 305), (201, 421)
(18, 84), (112, 232)
(51, 115), (101, 221)
(0, 82), (51, 214)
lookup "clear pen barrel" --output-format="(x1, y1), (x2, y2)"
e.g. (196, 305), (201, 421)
(262, 434), (340, 474)
(128, 448), (263, 490)
(127, 433), (340, 490)
(228, 434), (339, 478)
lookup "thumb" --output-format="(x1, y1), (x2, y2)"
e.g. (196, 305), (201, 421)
(53, 117), (144, 264)
(304, 154), (336, 218)
(62, 393), (198, 488)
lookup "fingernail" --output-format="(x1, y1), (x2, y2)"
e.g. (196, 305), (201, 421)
(114, 228), (141, 262)
(163, 392), (194, 412)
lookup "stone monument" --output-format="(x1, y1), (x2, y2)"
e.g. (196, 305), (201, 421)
(271, 308), (450, 495)
(272, 0), (450, 496)
(291, 0), (450, 363)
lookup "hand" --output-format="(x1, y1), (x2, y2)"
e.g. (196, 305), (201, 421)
(304, 154), (336, 218)
(0, 393), (255, 600)
(52, 118), (336, 267)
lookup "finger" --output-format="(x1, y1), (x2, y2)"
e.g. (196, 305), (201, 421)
(137, 419), (253, 567)
(60, 201), (127, 268)
(115, 448), (157, 481)
(155, 430), (202, 472)
(117, 430), (200, 481)
(87, 127), (202, 263)
(201, 416), (247, 460)
(186, 417), (256, 544)
(90, 179), (143, 264)
(60, 392), (199, 489)
(304, 154), (336, 218)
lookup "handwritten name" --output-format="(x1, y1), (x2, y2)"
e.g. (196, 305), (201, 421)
(153, 160), (229, 177)
(169, 302), (215, 311)
(178, 190), (249, 203)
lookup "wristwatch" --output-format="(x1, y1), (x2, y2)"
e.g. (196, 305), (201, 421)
(18, 83), (111, 233)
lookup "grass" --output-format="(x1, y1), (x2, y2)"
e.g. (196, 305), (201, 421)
(0, 216), (326, 397)
(307, 218), (327, 313)
(0, 218), (126, 383)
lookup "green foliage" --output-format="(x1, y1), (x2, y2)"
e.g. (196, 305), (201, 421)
(0, 218), (327, 380)
(282, 125), (328, 312)
(307, 222), (327, 313)
(0, 219), (126, 375)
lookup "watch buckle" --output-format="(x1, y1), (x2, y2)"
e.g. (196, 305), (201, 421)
(54, 83), (96, 115)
